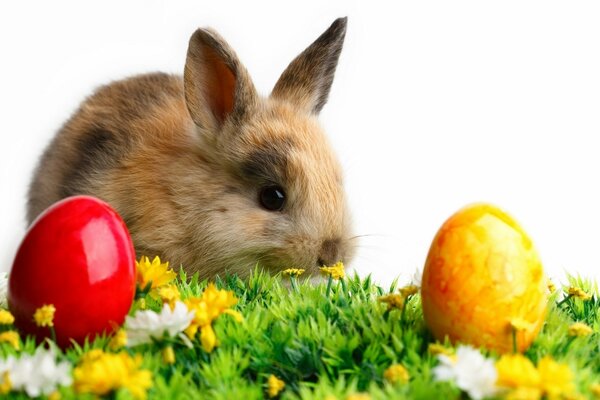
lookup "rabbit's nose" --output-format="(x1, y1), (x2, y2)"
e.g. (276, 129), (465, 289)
(317, 238), (341, 267)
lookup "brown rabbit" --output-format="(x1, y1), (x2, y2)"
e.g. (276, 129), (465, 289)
(27, 18), (354, 278)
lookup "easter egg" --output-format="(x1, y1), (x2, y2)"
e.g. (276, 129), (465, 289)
(421, 203), (548, 353)
(9, 196), (136, 348)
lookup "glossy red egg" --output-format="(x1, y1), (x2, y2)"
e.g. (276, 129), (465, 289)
(9, 195), (136, 348)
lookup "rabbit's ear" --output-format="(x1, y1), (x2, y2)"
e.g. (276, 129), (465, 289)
(184, 28), (258, 132)
(271, 17), (347, 115)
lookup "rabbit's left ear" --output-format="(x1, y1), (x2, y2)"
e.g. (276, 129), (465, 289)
(271, 17), (347, 115)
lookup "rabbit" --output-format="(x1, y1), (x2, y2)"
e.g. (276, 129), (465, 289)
(27, 17), (355, 278)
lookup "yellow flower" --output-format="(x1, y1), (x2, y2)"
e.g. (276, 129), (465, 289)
(0, 309), (14, 325)
(0, 330), (21, 350)
(378, 294), (404, 310)
(346, 394), (371, 400)
(162, 346), (175, 365)
(427, 343), (453, 357)
(267, 374), (285, 398)
(547, 279), (556, 293)
(320, 262), (345, 280)
(282, 268), (305, 277)
(510, 318), (534, 332)
(383, 363), (410, 384)
(136, 256), (176, 293)
(567, 286), (592, 301)
(200, 325), (217, 353)
(504, 387), (542, 400)
(496, 353), (540, 389)
(109, 329), (128, 351)
(33, 304), (56, 327)
(538, 356), (575, 398)
(158, 284), (181, 309)
(48, 391), (61, 400)
(74, 350), (152, 400)
(590, 383), (600, 397)
(184, 283), (242, 351)
(0, 371), (10, 395)
(568, 322), (593, 337)
(399, 285), (419, 298)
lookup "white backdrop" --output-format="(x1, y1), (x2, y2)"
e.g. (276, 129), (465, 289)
(1, 1), (600, 287)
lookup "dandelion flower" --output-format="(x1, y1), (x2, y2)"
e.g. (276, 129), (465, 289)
(282, 268), (305, 277)
(184, 284), (242, 351)
(136, 256), (176, 293)
(0, 371), (10, 395)
(504, 386), (542, 400)
(399, 285), (419, 298)
(432, 345), (497, 400)
(0, 331), (20, 350)
(0, 309), (14, 325)
(320, 262), (345, 280)
(74, 350), (152, 400)
(495, 353), (540, 390)
(162, 346), (175, 365)
(510, 318), (534, 332)
(567, 286), (592, 301)
(590, 383), (600, 397)
(125, 301), (195, 346)
(547, 279), (556, 293)
(378, 294), (404, 311)
(384, 363), (410, 384)
(267, 374), (285, 398)
(0, 347), (72, 397)
(568, 322), (593, 337)
(200, 324), (218, 353)
(109, 329), (128, 351)
(158, 284), (181, 309)
(428, 343), (453, 357)
(48, 391), (61, 400)
(33, 304), (56, 327)
(537, 356), (575, 398)
(346, 394), (371, 400)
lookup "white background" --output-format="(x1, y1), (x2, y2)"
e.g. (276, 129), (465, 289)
(1, 1), (599, 287)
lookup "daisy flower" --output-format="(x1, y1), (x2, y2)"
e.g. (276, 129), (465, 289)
(0, 348), (72, 397)
(0, 273), (8, 309)
(125, 301), (195, 346)
(433, 345), (497, 400)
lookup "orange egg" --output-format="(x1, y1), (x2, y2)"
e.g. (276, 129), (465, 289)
(421, 203), (548, 353)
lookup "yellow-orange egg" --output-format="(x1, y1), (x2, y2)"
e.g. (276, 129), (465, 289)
(421, 203), (548, 353)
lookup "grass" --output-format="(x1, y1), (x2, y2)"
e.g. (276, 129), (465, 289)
(1, 270), (600, 399)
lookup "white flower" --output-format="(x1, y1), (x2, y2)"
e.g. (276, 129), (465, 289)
(125, 301), (195, 346)
(0, 347), (72, 397)
(410, 267), (423, 287)
(0, 273), (8, 308)
(433, 345), (497, 400)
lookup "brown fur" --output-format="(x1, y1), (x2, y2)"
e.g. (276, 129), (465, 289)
(27, 18), (354, 278)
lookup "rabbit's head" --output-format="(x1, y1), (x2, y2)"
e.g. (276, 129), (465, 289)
(181, 18), (354, 275)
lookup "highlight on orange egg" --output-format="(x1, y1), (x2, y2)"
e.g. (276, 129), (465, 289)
(421, 203), (548, 353)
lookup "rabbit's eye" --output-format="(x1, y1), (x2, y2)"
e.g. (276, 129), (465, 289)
(259, 185), (286, 211)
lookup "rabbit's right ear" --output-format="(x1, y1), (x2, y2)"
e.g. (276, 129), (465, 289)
(184, 28), (258, 133)
(271, 18), (347, 115)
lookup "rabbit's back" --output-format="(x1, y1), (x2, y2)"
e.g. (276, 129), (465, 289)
(27, 73), (190, 224)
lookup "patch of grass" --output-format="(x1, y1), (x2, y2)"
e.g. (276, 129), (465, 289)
(1, 270), (600, 399)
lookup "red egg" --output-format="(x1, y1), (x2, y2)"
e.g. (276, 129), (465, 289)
(9, 195), (136, 348)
